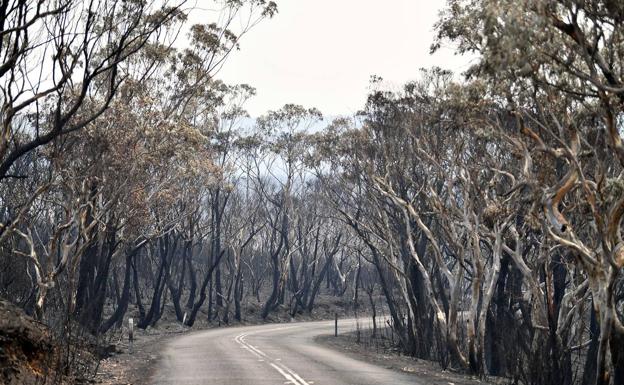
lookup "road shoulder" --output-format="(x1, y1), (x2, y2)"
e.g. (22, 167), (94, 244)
(315, 333), (502, 385)
(95, 329), (184, 385)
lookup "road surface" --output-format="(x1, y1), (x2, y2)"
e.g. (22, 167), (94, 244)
(150, 318), (418, 385)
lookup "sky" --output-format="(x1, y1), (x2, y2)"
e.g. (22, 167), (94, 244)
(190, 0), (471, 118)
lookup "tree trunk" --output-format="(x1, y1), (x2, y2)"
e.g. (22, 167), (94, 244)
(306, 255), (331, 313)
(99, 244), (144, 333)
(610, 327), (624, 385)
(186, 249), (225, 327)
(132, 258), (146, 320)
(137, 244), (168, 329)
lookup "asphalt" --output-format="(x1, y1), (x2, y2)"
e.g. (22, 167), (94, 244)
(150, 318), (420, 385)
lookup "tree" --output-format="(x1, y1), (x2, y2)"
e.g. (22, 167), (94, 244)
(436, 1), (624, 383)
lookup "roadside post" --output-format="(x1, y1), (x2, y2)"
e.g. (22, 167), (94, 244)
(129, 317), (134, 354)
(335, 313), (338, 337)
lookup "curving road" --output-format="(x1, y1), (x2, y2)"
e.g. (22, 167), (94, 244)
(149, 319), (419, 385)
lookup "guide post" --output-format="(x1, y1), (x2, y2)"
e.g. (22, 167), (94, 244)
(129, 317), (134, 354)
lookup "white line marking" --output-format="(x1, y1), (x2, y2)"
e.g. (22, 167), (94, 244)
(234, 328), (310, 385)
(243, 341), (267, 358)
(270, 363), (304, 385)
(279, 363), (310, 385)
(241, 345), (263, 359)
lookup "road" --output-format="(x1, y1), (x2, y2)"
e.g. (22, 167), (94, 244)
(150, 318), (419, 385)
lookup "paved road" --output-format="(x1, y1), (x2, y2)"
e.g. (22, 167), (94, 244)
(150, 319), (418, 385)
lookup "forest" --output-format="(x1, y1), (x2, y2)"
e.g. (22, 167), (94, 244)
(1, 1), (623, 385)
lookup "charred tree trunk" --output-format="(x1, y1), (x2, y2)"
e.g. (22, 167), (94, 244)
(132, 257), (146, 320)
(185, 249), (225, 327)
(262, 251), (282, 319)
(137, 238), (171, 329)
(100, 242), (145, 333)
(185, 243), (197, 310)
(74, 183), (99, 318)
(234, 263), (243, 322)
(167, 252), (186, 322)
(610, 328), (624, 385)
(99, 254), (132, 334)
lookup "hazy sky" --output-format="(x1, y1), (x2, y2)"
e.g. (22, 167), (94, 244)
(193, 1), (470, 118)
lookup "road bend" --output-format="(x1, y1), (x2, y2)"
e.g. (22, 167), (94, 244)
(150, 318), (419, 385)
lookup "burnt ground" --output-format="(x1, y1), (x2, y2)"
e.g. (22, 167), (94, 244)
(0, 300), (60, 385)
(94, 328), (181, 385)
(315, 327), (507, 385)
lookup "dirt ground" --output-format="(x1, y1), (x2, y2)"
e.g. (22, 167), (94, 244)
(0, 300), (57, 385)
(94, 324), (186, 385)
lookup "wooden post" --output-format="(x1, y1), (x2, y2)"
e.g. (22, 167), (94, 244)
(129, 317), (134, 354)
(334, 313), (338, 337)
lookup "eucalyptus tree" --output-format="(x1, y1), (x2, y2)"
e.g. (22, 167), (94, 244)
(1, 0), (279, 337)
(436, 1), (624, 383)
(312, 68), (576, 382)
(241, 104), (323, 319)
(0, 0), (188, 248)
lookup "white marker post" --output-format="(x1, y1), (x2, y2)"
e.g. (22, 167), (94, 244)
(129, 317), (134, 354)
(183, 312), (187, 326)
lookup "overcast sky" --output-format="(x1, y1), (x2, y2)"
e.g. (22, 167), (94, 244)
(191, 0), (470, 118)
